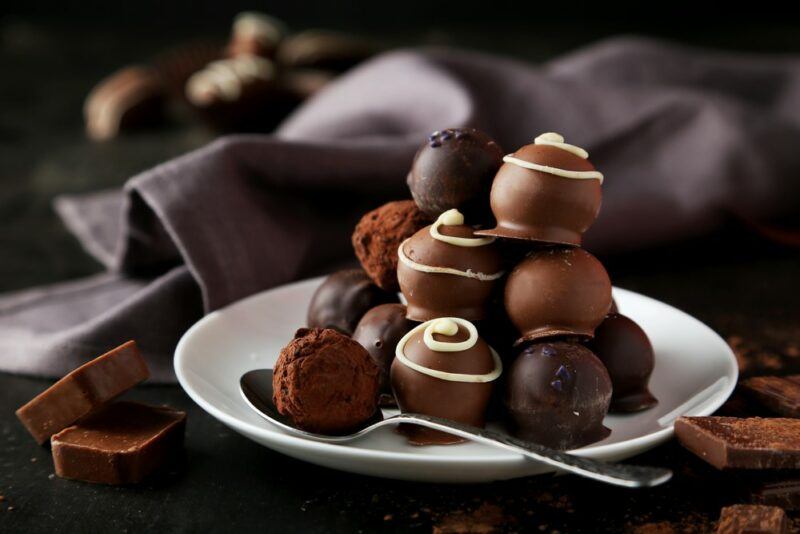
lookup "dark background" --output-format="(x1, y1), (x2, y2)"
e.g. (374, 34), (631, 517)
(2, 3), (800, 532)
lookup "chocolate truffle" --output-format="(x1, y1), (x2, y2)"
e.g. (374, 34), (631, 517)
(504, 341), (612, 450)
(397, 209), (504, 322)
(307, 269), (397, 335)
(352, 200), (431, 291)
(476, 132), (602, 246)
(504, 248), (612, 343)
(273, 328), (380, 434)
(352, 303), (414, 405)
(588, 313), (658, 413)
(226, 12), (286, 58)
(407, 128), (504, 221)
(391, 318), (501, 445)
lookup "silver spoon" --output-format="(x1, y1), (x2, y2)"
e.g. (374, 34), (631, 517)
(240, 369), (672, 488)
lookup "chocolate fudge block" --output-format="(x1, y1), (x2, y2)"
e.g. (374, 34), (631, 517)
(717, 504), (788, 534)
(51, 402), (186, 485)
(742, 376), (800, 418)
(675, 417), (800, 470)
(16, 341), (149, 444)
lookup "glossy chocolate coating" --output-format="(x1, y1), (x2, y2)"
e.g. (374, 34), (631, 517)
(476, 144), (602, 245)
(307, 269), (397, 335)
(407, 128), (503, 221)
(504, 248), (612, 343)
(391, 323), (496, 445)
(397, 224), (504, 322)
(504, 341), (612, 450)
(352, 304), (414, 405)
(588, 313), (657, 413)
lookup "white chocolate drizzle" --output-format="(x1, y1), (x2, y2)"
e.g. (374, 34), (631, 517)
(395, 318), (502, 383)
(503, 132), (604, 184)
(186, 56), (275, 105)
(430, 209), (495, 247)
(397, 240), (504, 281)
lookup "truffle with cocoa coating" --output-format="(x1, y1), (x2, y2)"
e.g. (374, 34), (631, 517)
(273, 328), (380, 434)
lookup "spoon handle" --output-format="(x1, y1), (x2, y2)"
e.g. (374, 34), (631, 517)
(392, 413), (672, 488)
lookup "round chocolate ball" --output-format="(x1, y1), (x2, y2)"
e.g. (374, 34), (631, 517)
(352, 303), (414, 405)
(352, 200), (431, 291)
(588, 313), (658, 413)
(307, 269), (397, 335)
(273, 328), (380, 434)
(476, 132), (602, 246)
(504, 341), (612, 450)
(407, 128), (503, 221)
(391, 317), (501, 445)
(397, 210), (505, 322)
(504, 248), (612, 344)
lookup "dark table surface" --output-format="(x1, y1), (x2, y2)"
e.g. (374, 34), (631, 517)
(3, 14), (800, 533)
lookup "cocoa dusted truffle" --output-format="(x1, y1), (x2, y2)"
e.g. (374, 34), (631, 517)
(273, 328), (380, 434)
(504, 248), (612, 344)
(407, 128), (504, 221)
(352, 303), (414, 405)
(352, 200), (431, 291)
(588, 313), (658, 413)
(476, 132), (602, 246)
(504, 341), (612, 450)
(307, 269), (397, 335)
(391, 318), (502, 445)
(397, 209), (504, 322)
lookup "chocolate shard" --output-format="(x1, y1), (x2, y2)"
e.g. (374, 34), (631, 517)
(675, 417), (800, 470)
(741, 376), (800, 418)
(717, 504), (788, 534)
(16, 341), (149, 444)
(51, 402), (186, 485)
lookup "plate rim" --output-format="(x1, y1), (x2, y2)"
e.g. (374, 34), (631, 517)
(175, 276), (738, 464)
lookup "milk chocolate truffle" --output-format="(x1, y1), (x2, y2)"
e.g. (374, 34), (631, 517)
(273, 328), (380, 434)
(588, 313), (658, 413)
(352, 200), (431, 291)
(352, 303), (414, 405)
(504, 248), (612, 343)
(391, 318), (502, 445)
(397, 209), (504, 322)
(504, 341), (612, 450)
(307, 269), (397, 335)
(476, 132), (603, 246)
(407, 128), (504, 221)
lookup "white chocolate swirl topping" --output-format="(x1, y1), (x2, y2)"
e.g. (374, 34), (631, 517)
(395, 317), (502, 383)
(430, 209), (495, 247)
(503, 132), (604, 184)
(397, 240), (504, 281)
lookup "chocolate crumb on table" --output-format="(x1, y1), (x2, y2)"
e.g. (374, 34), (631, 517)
(675, 417), (800, 469)
(716, 504), (788, 534)
(741, 376), (800, 417)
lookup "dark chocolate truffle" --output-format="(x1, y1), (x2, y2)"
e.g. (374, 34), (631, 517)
(588, 313), (658, 413)
(397, 209), (504, 322)
(476, 132), (602, 246)
(391, 318), (501, 445)
(352, 303), (414, 405)
(504, 248), (612, 343)
(307, 269), (397, 335)
(407, 128), (503, 221)
(504, 341), (612, 450)
(273, 328), (380, 434)
(352, 200), (431, 291)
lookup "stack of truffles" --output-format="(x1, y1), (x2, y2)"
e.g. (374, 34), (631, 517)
(276, 128), (659, 450)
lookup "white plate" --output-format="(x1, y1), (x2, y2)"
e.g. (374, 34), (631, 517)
(175, 276), (738, 483)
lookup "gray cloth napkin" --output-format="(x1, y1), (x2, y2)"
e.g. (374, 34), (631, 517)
(3, 38), (800, 382)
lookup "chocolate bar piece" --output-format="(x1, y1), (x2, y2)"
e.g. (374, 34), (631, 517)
(750, 477), (800, 510)
(16, 341), (149, 444)
(742, 376), (800, 418)
(675, 417), (800, 469)
(52, 402), (186, 485)
(717, 504), (787, 534)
